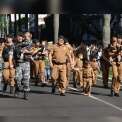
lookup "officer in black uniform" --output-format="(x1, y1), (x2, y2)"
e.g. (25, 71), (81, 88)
(14, 32), (33, 100)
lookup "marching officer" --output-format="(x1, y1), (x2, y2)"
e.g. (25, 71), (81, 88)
(90, 57), (100, 86)
(2, 35), (15, 94)
(73, 53), (83, 88)
(14, 32), (33, 100)
(101, 45), (110, 88)
(108, 36), (121, 97)
(65, 40), (74, 87)
(49, 36), (73, 96)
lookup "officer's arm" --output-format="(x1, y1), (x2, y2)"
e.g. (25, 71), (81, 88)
(66, 50), (74, 68)
(49, 49), (53, 67)
(9, 51), (14, 68)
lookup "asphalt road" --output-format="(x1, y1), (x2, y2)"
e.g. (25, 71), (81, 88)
(0, 78), (122, 122)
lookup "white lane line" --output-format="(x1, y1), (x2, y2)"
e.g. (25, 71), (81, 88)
(68, 86), (122, 111)
(89, 95), (122, 111)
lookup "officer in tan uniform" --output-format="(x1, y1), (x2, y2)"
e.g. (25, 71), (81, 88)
(90, 57), (100, 85)
(49, 36), (73, 96)
(82, 60), (95, 96)
(73, 53), (83, 88)
(108, 36), (121, 97)
(101, 45), (110, 88)
(31, 40), (46, 86)
(31, 40), (41, 85)
(65, 40), (74, 87)
(2, 35), (15, 94)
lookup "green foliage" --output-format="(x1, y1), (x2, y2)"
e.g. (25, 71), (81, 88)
(0, 15), (6, 30)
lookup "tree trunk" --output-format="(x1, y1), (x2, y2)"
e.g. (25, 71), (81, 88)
(54, 14), (59, 42)
(103, 14), (111, 48)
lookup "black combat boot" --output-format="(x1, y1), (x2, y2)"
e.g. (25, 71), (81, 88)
(110, 89), (114, 97)
(14, 85), (20, 97)
(10, 86), (15, 94)
(60, 93), (65, 96)
(23, 91), (29, 100)
(3, 83), (7, 93)
(114, 93), (120, 97)
(51, 82), (56, 94)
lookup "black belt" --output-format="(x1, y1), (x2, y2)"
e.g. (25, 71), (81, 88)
(83, 77), (92, 78)
(53, 62), (66, 65)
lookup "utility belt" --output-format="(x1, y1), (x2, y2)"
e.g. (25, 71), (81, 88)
(52, 60), (66, 65)
(4, 62), (14, 69)
(83, 76), (92, 78)
(33, 57), (43, 61)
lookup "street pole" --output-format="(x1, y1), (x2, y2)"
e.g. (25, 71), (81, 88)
(48, 0), (61, 42)
(103, 14), (111, 48)
(54, 14), (59, 42)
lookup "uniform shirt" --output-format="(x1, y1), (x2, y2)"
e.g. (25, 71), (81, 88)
(2, 45), (14, 62)
(108, 44), (118, 62)
(74, 57), (83, 70)
(51, 44), (70, 64)
(14, 42), (24, 63)
(82, 65), (94, 78)
(90, 61), (99, 71)
(22, 40), (32, 61)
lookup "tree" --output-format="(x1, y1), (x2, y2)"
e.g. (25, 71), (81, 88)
(103, 14), (111, 48)
(0, 15), (6, 37)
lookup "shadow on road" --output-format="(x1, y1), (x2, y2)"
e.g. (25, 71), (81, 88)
(91, 92), (111, 97)
(0, 93), (20, 99)
(30, 90), (51, 95)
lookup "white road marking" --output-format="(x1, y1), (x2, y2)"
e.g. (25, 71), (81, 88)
(68, 86), (122, 111)
(89, 95), (122, 111)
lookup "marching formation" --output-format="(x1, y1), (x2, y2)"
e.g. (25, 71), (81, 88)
(0, 32), (121, 100)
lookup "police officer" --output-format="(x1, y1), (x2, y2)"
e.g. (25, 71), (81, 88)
(49, 36), (73, 96)
(101, 45), (110, 88)
(2, 35), (15, 94)
(73, 53), (83, 88)
(65, 40), (74, 87)
(109, 36), (121, 97)
(14, 32), (33, 100)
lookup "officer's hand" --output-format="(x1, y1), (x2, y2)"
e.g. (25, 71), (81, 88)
(9, 65), (14, 69)
(109, 57), (113, 62)
(71, 64), (74, 69)
(50, 62), (53, 68)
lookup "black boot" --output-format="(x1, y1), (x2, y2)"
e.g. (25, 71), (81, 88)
(14, 86), (20, 97)
(10, 86), (15, 94)
(51, 83), (56, 94)
(110, 89), (114, 97)
(35, 82), (38, 86)
(60, 93), (65, 96)
(23, 91), (29, 100)
(114, 93), (120, 97)
(3, 83), (7, 93)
